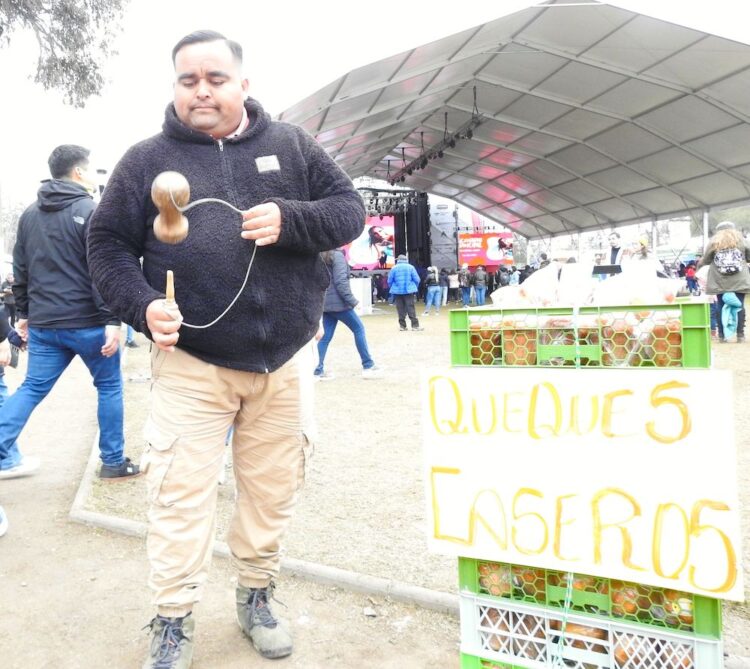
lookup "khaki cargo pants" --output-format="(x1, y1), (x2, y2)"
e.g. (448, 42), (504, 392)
(142, 345), (313, 618)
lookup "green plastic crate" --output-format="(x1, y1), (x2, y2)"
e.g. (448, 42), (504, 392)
(459, 558), (721, 639)
(449, 303), (711, 369)
(459, 594), (723, 669)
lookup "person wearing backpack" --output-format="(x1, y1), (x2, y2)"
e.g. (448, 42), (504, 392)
(473, 265), (488, 306)
(423, 266), (441, 316)
(458, 263), (473, 307)
(698, 221), (750, 343)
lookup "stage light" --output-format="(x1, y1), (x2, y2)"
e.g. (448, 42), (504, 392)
(407, 168), (412, 175)
(438, 150), (444, 158)
(449, 137), (456, 148)
(420, 158), (428, 169)
(466, 128), (473, 139)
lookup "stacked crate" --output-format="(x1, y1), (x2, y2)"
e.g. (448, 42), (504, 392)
(450, 303), (710, 369)
(448, 302), (721, 669)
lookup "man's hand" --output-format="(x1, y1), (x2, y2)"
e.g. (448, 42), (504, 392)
(0, 340), (10, 367)
(101, 325), (121, 357)
(240, 202), (281, 246)
(15, 319), (28, 342)
(146, 299), (183, 352)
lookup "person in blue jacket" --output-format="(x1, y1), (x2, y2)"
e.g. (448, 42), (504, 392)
(387, 254), (423, 331)
(315, 249), (381, 380)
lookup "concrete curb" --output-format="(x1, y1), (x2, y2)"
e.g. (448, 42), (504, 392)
(69, 430), (459, 617)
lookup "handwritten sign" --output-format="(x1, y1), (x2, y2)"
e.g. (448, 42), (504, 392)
(422, 367), (744, 600)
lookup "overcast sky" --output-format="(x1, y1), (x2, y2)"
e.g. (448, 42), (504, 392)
(1, 0), (749, 207)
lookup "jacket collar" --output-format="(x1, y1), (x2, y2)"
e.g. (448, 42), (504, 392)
(162, 97), (271, 144)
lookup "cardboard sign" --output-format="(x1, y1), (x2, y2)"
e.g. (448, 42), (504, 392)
(422, 367), (744, 600)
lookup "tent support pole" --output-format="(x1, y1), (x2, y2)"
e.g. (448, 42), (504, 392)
(703, 210), (709, 252)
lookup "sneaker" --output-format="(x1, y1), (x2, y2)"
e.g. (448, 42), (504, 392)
(236, 583), (293, 659)
(362, 366), (384, 380)
(0, 455), (40, 480)
(399, 326), (408, 332)
(142, 613), (194, 669)
(0, 505), (8, 537)
(99, 457), (141, 481)
(412, 326), (424, 331)
(313, 371), (335, 382)
(739, 335), (746, 343)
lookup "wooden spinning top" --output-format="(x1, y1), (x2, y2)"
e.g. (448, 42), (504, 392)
(151, 171), (190, 244)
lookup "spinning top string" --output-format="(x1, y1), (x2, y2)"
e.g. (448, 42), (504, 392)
(176, 243), (258, 330)
(150, 171), (258, 329)
(169, 190), (245, 215)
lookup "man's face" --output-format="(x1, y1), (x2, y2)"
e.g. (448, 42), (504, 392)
(608, 234), (619, 248)
(173, 40), (248, 138)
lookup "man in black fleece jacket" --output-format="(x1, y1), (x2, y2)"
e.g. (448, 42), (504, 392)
(0, 144), (137, 482)
(87, 31), (364, 668)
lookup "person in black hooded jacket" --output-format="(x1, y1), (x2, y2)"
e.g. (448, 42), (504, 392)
(0, 144), (137, 482)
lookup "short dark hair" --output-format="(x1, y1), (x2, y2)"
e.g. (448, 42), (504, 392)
(172, 30), (243, 64)
(48, 145), (90, 179)
(609, 231), (620, 239)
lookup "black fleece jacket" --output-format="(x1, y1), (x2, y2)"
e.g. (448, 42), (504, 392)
(87, 98), (365, 372)
(14, 180), (118, 328)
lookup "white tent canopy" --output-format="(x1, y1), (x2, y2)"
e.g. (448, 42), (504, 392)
(277, 1), (750, 239)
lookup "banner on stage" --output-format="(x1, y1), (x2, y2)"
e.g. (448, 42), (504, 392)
(458, 232), (513, 267)
(344, 216), (395, 269)
(422, 367), (744, 600)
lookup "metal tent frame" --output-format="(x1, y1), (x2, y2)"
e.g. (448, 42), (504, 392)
(277, 0), (750, 239)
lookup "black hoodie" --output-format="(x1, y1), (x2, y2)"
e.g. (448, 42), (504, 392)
(13, 180), (118, 328)
(87, 98), (365, 373)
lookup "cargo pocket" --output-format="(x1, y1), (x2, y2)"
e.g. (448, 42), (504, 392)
(297, 431), (315, 491)
(141, 417), (178, 505)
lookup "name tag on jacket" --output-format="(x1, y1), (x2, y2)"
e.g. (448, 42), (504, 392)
(256, 155), (280, 173)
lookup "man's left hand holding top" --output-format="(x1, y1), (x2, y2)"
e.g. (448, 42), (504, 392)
(240, 202), (281, 246)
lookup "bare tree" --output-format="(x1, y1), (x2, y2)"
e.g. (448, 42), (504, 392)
(0, 0), (127, 107)
(0, 202), (24, 255)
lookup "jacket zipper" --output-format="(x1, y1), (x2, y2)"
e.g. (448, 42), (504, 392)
(216, 137), (269, 372)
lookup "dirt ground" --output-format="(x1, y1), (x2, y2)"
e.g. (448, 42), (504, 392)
(2, 302), (749, 667)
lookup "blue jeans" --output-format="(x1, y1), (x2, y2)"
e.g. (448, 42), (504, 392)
(461, 286), (472, 306)
(0, 326), (125, 467)
(0, 375), (21, 469)
(475, 286), (487, 306)
(126, 324), (135, 343)
(424, 286), (441, 313)
(315, 309), (374, 374)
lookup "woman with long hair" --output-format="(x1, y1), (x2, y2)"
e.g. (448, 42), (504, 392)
(698, 221), (750, 343)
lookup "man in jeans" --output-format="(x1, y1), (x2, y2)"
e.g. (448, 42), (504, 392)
(0, 144), (138, 481)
